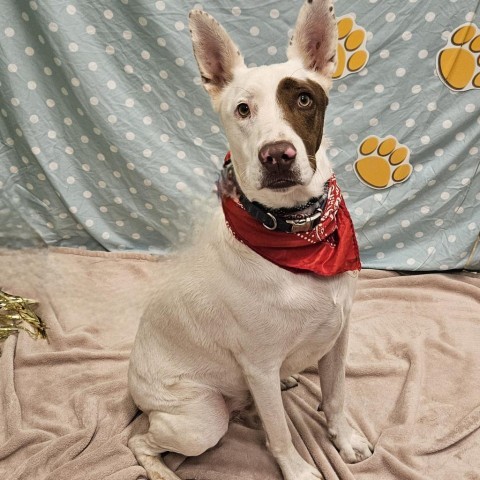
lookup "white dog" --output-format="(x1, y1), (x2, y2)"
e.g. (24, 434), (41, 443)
(128, 1), (373, 479)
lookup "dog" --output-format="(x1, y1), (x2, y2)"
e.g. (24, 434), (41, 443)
(128, 1), (373, 479)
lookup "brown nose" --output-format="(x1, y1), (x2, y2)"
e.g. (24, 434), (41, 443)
(258, 141), (297, 171)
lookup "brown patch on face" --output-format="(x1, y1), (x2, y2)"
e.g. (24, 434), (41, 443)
(276, 77), (328, 171)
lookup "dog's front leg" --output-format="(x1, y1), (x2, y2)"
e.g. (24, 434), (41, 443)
(241, 362), (323, 480)
(318, 320), (373, 463)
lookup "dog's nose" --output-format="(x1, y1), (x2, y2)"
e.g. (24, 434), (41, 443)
(258, 141), (297, 170)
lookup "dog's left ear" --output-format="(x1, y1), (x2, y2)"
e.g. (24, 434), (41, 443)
(189, 10), (246, 105)
(287, 0), (338, 78)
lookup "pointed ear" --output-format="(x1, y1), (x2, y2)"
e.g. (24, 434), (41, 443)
(189, 10), (246, 101)
(287, 0), (338, 77)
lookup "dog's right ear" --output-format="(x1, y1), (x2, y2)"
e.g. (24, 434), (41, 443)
(189, 10), (246, 103)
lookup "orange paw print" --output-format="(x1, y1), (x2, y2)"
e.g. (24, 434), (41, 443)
(333, 15), (369, 80)
(354, 136), (412, 190)
(437, 23), (480, 91)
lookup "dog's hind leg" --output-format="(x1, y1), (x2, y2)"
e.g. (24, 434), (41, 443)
(129, 391), (229, 480)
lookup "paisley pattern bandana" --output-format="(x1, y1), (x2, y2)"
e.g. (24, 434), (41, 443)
(220, 153), (361, 276)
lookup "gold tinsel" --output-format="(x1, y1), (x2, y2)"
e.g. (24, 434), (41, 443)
(0, 289), (47, 351)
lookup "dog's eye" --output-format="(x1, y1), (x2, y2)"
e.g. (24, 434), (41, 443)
(236, 103), (250, 118)
(298, 93), (313, 108)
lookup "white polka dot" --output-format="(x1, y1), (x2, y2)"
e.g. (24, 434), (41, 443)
(83, 191), (92, 199)
(104, 9), (113, 19)
(250, 26), (259, 36)
(382, 233), (391, 240)
(232, 7), (241, 16)
(86, 25), (96, 35)
(465, 11), (475, 22)
(90, 97), (99, 106)
(65, 146), (74, 155)
(160, 102), (169, 111)
(68, 42), (79, 52)
(369, 118), (379, 126)
(425, 12), (435, 22)
(66, 4), (76, 14)
(53, 57), (62, 66)
(435, 149), (444, 157)
(386, 12), (396, 22)
(106, 45), (115, 55)
(268, 46), (277, 55)
(470, 147), (479, 155)
(157, 37), (166, 47)
(64, 117), (73, 126)
(420, 135), (430, 145)
(67, 176), (75, 184)
(160, 166), (168, 174)
(406, 118), (415, 128)
(47, 130), (56, 139)
(415, 232), (424, 238)
(333, 117), (343, 126)
(374, 84), (384, 93)
(175, 21), (184, 31)
(98, 181), (106, 188)
(5, 27), (15, 37)
(29, 114), (39, 123)
(465, 104), (475, 113)
(376, 252), (385, 259)
(159, 70), (168, 79)
(32, 147), (41, 155)
(194, 107), (203, 116)
(49, 22), (58, 32)
(25, 46), (34, 56)
(455, 206), (464, 214)
(390, 102), (400, 111)
(354, 101), (363, 110)
(418, 49), (428, 59)
(177, 151), (186, 160)
(143, 83), (152, 93)
(126, 131), (135, 141)
(448, 163), (457, 171)
(461, 178), (471, 186)
(88, 62), (97, 71)
(71, 77), (80, 87)
(143, 149), (152, 158)
(427, 102), (437, 111)
(107, 80), (116, 89)
(455, 132), (465, 141)
(337, 84), (348, 93)
(114, 197), (123, 204)
(411, 85), (422, 94)
(49, 162), (59, 171)
(155, 1), (165, 10)
(401, 220), (410, 228)
(406, 258), (416, 266)
(143, 116), (152, 125)
(8, 64), (18, 73)
(468, 222), (477, 231)
(44, 67), (52, 75)
(354, 207), (363, 216)
(270, 9), (279, 18)
(442, 119), (452, 129)
(102, 232), (110, 239)
(176, 182), (187, 191)
(139, 16), (147, 26)
(160, 134), (170, 142)
(402, 31), (412, 41)
(396, 68), (406, 77)
(125, 98), (135, 107)
(107, 114), (117, 124)
(448, 234), (456, 243)
(440, 192), (450, 201)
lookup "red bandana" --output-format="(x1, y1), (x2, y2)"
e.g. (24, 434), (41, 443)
(221, 158), (361, 277)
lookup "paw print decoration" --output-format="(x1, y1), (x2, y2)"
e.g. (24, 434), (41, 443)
(333, 15), (369, 80)
(354, 136), (412, 190)
(437, 23), (480, 91)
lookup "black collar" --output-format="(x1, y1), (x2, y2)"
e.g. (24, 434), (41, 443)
(222, 160), (328, 233)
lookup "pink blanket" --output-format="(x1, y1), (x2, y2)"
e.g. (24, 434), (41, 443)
(0, 248), (479, 479)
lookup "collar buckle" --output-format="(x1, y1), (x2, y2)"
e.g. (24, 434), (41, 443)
(286, 210), (323, 233)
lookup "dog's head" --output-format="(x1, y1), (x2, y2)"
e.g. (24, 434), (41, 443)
(189, 0), (338, 209)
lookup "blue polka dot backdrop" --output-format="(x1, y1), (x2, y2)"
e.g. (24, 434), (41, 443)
(0, 0), (479, 271)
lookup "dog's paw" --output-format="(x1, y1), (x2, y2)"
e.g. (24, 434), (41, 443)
(281, 375), (299, 391)
(333, 15), (369, 79)
(437, 23), (480, 91)
(328, 423), (373, 464)
(354, 135), (412, 189)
